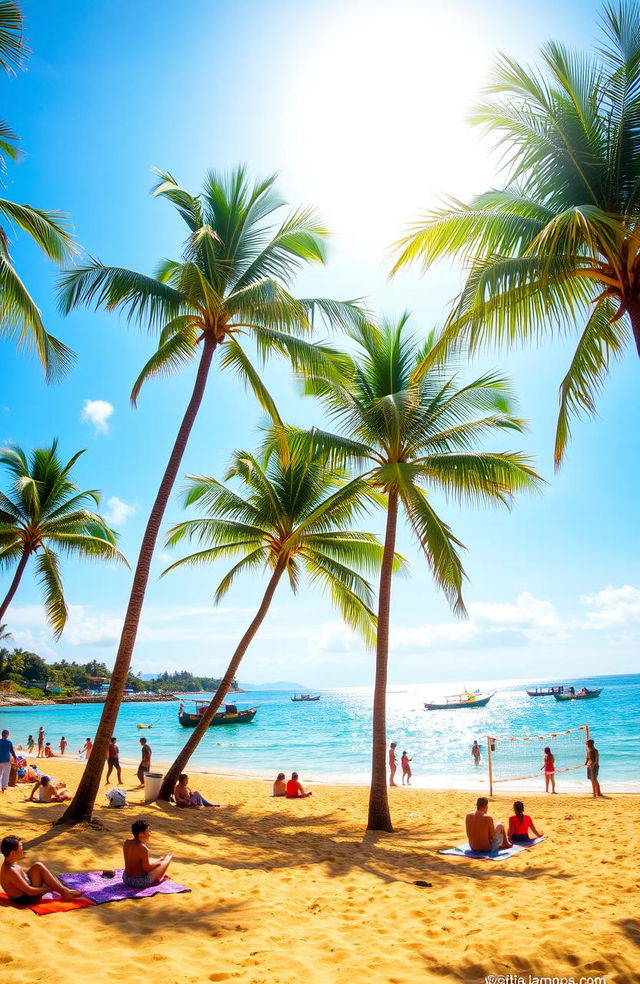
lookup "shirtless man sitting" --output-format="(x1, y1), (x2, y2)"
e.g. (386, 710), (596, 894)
(26, 775), (70, 803)
(122, 820), (172, 889)
(465, 797), (511, 852)
(285, 772), (312, 798)
(0, 835), (84, 904)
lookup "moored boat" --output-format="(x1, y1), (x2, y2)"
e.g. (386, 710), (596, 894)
(424, 690), (494, 710)
(526, 685), (566, 697)
(178, 700), (258, 727)
(553, 688), (602, 702)
(291, 694), (321, 702)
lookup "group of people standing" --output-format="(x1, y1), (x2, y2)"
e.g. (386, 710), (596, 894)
(388, 743), (412, 786)
(24, 728), (92, 761)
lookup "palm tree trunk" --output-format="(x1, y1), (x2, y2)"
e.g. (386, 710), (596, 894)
(367, 488), (399, 833)
(57, 334), (217, 825)
(0, 547), (30, 623)
(629, 300), (640, 358)
(158, 557), (287, 801)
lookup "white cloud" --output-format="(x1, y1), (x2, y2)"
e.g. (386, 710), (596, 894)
(104, 496), (136, 526)
(81, 399), (114, 435)
(579, 585), (640, 630)
(470, 591), (563, 640)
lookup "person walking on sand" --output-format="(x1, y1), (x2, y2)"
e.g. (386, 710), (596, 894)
(471, 740), (481, 767)
(122, 820), (172, 889)
(542, 746), (556, 793)
(389, 742), (398, 787)
(79, 737), (92, 761)
(401, 750), (412, 786)
(585, 739), (602, 798)
(0, 729), (17, 793)
(1, 835), (85, 904)
(136, 737), (152, 787)
(466, 796), (511, 852)
(37, 727), (44, 758)
(105, 736), (123, 785)
(59, 736), (67, 756)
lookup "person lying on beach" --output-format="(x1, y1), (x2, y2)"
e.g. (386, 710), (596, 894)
(173, 774), (218, 808)
(122, 820), (172, 888)
(26, 775), (70, 803)
(273, 772), (286, 796)
(1, 835), (84, 904)
(465, 797), (510, 852)
(286, 772), (312, 798)
(508, 801), (543, 843)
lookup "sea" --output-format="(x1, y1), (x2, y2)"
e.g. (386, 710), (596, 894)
(1, 673), (638, 793)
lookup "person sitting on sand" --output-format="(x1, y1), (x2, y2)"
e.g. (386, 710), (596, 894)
(173, 774), (218, 808)
(43, 742), (56, 758)
(26, 775), (70, 803)
(122, 820), (172, 889)
(1, 835), (85, 905)
(273, 772), (286, 797)
(286, 772), (312, 798)
(465, 796), (510, 852)
(508, 801), (543, 843)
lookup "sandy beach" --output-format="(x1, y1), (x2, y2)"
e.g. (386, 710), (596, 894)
(0, 758), (637, 984)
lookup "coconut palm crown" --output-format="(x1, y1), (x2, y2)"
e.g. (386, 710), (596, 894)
(157, 436), (402, 799)
(279, 315), (542, 830)
(0, 441), (127, 636)
(392, 0), (640, 466)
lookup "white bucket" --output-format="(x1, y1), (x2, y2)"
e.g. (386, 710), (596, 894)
(143, 772), (164, 803)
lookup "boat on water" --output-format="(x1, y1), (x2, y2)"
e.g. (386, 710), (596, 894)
(554, 687), (602, 702)
(424, 690), (494, 711)
(526, 685), (566, 697)
(136, 723), (153, 729)
(178, 700), (258, 727)
(291, 694), (321, 702)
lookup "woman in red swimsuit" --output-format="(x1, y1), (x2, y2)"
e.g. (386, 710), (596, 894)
(508, 801), (543, 843)
(542, 746), (556, 793)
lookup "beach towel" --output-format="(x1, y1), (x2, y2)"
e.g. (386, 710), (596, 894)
(59, 869), (190, 904)
(0, 891), (94, 915)
(438, 836), (545, 860)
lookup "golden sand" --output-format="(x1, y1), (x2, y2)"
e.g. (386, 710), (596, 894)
(0, 758), (638, 984)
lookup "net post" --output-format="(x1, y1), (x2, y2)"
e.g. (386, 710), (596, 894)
(487, 735), (493, 797)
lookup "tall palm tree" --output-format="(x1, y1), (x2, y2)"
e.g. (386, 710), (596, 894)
(56, 166), (365, 823)
(392, 1), (640, 467)
(157, 436), (398, 800)
(0, 442), (127, 636)
(0, 1), (75, 378)
(281, 316), (542, 831)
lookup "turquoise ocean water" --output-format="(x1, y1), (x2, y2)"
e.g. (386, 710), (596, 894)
(1, 673), (638, 792)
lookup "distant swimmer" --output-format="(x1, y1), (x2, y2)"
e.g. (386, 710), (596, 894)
(389, 742), (398, 787)
(471, 740), (481, 767)
(122, 820), (172, 889)
(286, 772), (312, 798)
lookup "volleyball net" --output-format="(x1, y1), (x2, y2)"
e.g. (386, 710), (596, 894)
(487, 724), (589, 794)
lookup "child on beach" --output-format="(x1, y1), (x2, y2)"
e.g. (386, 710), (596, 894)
(122, 820), (172, 889)
(401, 751), (412, 785)
(542, 747), (556, 793)
(508, 801), (543, 843)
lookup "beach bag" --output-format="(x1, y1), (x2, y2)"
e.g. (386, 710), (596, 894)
(105, 788), (126, 808)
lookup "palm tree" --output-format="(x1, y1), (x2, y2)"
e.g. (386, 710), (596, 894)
(283, 316), (542, 831)
(0, 622), (11, 642)
(157, 436), (398, 800)
(0, 442), (127, 635)
(56, 166), (365, 823)
(0, 1), (75, 378)
(392, 1), (640, 467)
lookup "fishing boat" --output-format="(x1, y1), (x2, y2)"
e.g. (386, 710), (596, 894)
(553, 688), (602, 702)
(424, 690), (494, 710)
(291, 694), (321, 702)
(178, 700), (258, 727)
(526, 685), (566, 697)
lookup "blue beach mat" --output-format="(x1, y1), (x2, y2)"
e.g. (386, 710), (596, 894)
(439, 836), (546, 860)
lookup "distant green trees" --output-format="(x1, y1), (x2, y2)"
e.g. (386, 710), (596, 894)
(144, 670), (236, 693)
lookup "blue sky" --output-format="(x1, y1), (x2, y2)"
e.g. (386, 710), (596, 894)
(1, 0), (638, 687)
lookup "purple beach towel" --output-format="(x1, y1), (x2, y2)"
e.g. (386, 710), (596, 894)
(60, 868), (190, 904)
